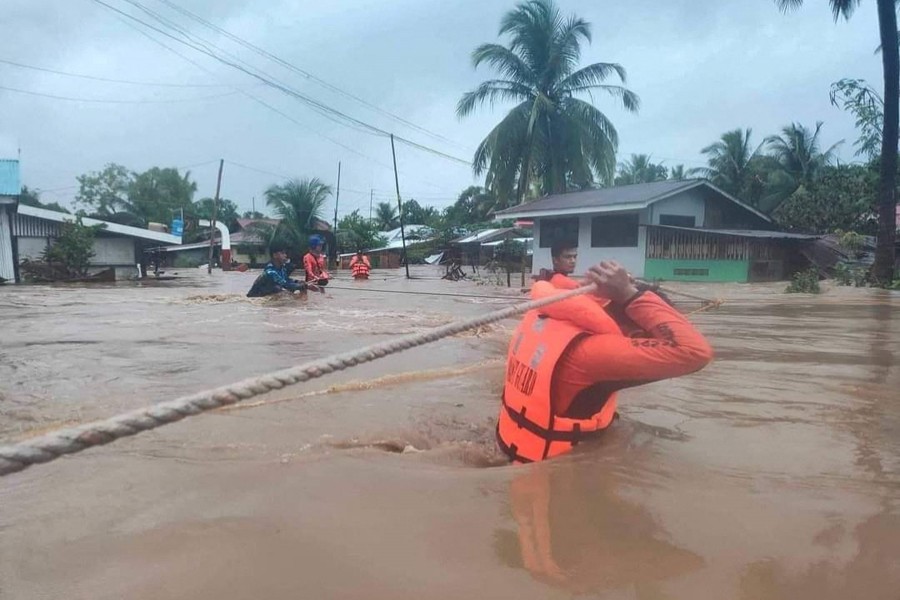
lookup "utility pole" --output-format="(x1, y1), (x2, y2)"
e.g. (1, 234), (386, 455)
(333, 161), (341, 231)
(251, 196), (256, 216)
(207, 159), (224, 275)
(390, 134), (409, 279)
(333, 161), (341, 268)
(369, 188), (373, 221)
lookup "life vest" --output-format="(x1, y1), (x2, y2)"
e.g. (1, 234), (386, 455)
(497, 283), (619, 463)
(304, 252), (330, 282)
(350, 255), (371, 279)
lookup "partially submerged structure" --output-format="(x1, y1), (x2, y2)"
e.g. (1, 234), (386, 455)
(451, 227), (533, 267)
(338, 224), (433, 269)
(495, 179), (817, 282)
(0, 159), (183, 282)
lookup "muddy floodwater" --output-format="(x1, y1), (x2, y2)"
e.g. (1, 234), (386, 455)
(1, 267), (898, 599)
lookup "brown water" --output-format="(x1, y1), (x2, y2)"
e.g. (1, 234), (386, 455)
(1, 267), (898, 599)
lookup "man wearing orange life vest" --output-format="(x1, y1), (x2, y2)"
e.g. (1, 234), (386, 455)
(303, 235), (330, 286)
(349, 250), (371, 280)
(497, 255), (713, 463)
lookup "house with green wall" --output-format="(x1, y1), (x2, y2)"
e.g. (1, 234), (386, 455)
(494, 179), (818, 283)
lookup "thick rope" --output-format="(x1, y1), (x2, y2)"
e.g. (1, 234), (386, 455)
(0, 283), (601, 477)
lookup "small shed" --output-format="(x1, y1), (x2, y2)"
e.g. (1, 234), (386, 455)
(13, 205), (182, 281)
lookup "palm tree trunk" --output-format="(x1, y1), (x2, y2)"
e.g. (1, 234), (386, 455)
(873, 0), (899, 282)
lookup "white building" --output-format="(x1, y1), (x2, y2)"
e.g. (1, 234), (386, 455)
(494, 180), (814, 283)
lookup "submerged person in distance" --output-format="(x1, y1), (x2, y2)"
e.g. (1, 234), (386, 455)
(303, 235), (331, 287)
(349, 249), (371, 280)
(246, 244), (318, 298)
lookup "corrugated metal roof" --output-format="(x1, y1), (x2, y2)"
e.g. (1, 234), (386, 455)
(495, 180), (698, 217)
(494, 179), (771, 224)
(0, 159), (21, 197)
(452, 228), (515, 244)
(646, 224), (819, 240)
(16, 204), (182, 244)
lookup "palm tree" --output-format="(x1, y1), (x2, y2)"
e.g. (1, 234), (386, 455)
(374, 201), (399, 231)
(690, 129), (764, 198)
(615, 154), (667, 185)
(669, 164), (686, 181)
(775, 0), (897, 281)
(765, 122), (841, 187)
(457, 0), (640, 204)
(264, 178), (331, 249)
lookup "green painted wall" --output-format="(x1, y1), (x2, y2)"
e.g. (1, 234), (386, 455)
(644, 259), (750, 282)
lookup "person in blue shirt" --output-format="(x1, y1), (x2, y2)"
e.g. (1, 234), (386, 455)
(246, 244), (319, 297)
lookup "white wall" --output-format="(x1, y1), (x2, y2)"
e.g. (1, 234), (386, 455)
(649, 188), (705, 226)
(19, 235), (136, 266)
(90, 237), (136, 265)
(533, 210), (648, 277)
(17, 236), (49, 261)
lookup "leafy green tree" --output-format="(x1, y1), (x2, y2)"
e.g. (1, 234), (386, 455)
(690, 129), (764, 198)
(830, 78), (886, 161)
(765, 122), (841, 187)
(42, 217), (104, 277)
(242, 210), (266, 219)
(773, 165), (877, 234)
(128, 167), (197, 226)
(401, 199), (441, 226)
(457, 0), (640, 203)
(615, 154), (667, 185)
(265, 177), (332, 250)
(669, 165), (686, 181)
(337, 210), (387, 252)
(374, 201), (399, 230)
(194, 197), (240, 230)
(75, 163), (132, 217)
(443, 185), (497, 227)
(775, 0), (897, 282)
(19, 185), (70, 213)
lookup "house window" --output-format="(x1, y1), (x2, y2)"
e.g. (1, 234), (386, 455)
(539, 217), (579, 248)
(591, 213), (639, 247)
(659, 214), (696, 228)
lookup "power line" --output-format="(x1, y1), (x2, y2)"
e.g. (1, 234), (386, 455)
(0, 84), (238, 104)
(99, 0), (400, 169)
(0, 57), (240, 88)
(92, 0), (472, 167)
(154, 0), (471, 152)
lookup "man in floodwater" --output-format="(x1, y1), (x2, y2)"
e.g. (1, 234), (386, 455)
(349, 249), (371, 280)
(534, 240), (579, 288)
(246, 244), (317, 298)
(497, 260), (713, 463)
(303, 235), (330, 286)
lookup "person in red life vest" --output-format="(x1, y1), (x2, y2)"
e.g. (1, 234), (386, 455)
(303, 235), (330, 287)
(497, 260), (713, 463)
(349, 249), (371, 280)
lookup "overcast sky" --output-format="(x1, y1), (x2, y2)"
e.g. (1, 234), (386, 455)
(0, 0), (884, 220)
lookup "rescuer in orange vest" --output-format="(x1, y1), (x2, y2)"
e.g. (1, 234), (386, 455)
(349, 249), (371, 280)
(303, 235), (330, 286)
(497, 255), (713, 463)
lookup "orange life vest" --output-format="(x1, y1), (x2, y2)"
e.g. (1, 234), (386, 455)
(497, 310), (618, 464)
(350, 255), (371, 279)
(304, 252), (330, 282)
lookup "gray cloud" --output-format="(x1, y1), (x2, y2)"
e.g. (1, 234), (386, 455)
(0, 0), (883, 217)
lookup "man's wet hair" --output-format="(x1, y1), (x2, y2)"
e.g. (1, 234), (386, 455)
(550, 240), (577, 259)
(269, 243), (288, 256)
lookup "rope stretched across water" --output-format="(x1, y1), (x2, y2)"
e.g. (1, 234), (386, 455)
(0, 283), (603, 477)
